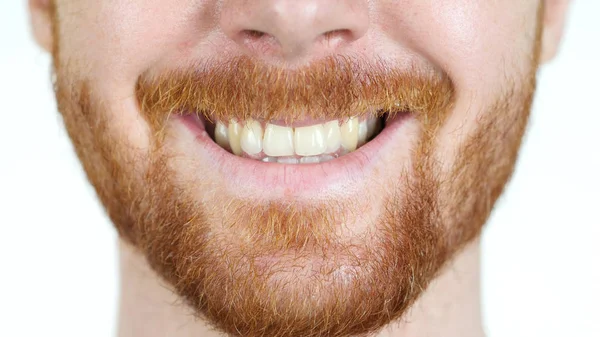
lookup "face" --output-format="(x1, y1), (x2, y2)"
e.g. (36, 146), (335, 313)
(30, 0), (567, 336)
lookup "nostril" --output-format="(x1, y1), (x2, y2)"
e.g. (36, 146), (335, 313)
(320, 29), (354, 47)
(237, 29), (281, 52)
(220, 0), (370, 59)
(242, 29), (267, 40)
(323, 29), (353, 40)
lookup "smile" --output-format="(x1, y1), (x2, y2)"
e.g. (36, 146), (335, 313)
(204, 115), (384, 164)
(178, 111), (415, 195)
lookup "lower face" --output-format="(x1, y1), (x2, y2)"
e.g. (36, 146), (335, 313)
(52, 0), (541, 336)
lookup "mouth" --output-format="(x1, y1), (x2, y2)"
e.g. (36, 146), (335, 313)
(177, 110), (414, 196)
(200, 114), (387, 164)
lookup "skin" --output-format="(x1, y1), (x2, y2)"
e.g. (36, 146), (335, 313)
(29, 0), (570, 336)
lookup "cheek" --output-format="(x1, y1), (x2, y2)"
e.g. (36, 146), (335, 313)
(55, 0), (196, 151)
(380, 0), (539, 94)
(376, 0), (541, 174)
(57, 0), (209, 80)
(55, 0), (225, 151)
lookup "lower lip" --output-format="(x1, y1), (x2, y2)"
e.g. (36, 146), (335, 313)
(178, 113), (413, 197)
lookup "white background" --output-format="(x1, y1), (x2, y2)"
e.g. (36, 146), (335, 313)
(0, 1), (598, 336)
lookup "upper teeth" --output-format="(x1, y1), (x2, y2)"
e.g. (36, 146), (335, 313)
(264, 124), (295, 156)
(214, 117), (381, 162)
(294, 124), (327, 156)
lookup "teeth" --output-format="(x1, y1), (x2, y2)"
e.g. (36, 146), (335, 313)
(357, 120), (368, 147)
(323, 121), (342, 153)
(262, 157), (278, 163)
(294, 124), (326, 156)
(227, 120), (243, 155)
(299, 155), (335, 164)
(240, 119), (263, 155)
(216, 116), (381, 162)
(277, 157), (299, 164)
(367, 117), (379, 138)
(215, 122), (230, 149)
(264, 155), (336, 165)
(263, 124), (295, 157)
(340, 117), (359, 151)
(300, 156), (321, 164)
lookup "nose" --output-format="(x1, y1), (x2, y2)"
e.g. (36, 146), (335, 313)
(220, 0), (369, 60)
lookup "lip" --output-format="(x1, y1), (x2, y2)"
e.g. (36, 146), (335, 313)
(176, 112), (415, 199)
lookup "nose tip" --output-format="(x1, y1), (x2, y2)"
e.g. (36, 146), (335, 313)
(220, 0), (369, 60)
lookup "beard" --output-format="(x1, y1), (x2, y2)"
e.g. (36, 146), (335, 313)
(51, 6), (542, 337)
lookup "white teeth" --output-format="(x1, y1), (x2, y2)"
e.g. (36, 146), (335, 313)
(357, 120), (368, 147)
(261, 155), (336, 164)
(323, 121), (342, 154)
(215, 122), (230, 149)
(262, 157), (278, 163)
(240, 119), (263, 155)
(263, 124), (295, 157)
(277, 157), (299, 164)
(227, 120), (243, 155)
(340, 117), (359, 151)
(299, 156), (322, 164)
(294, 124), (326, 156)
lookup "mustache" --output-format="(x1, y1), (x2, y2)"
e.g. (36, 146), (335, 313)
(136, 55), (455, 129)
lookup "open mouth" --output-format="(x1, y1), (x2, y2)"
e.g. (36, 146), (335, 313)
(198, 114), (389, 165)
(177, 110), (413, 193)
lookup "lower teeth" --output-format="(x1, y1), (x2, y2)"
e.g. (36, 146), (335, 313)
(262, 154), (337, 165)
